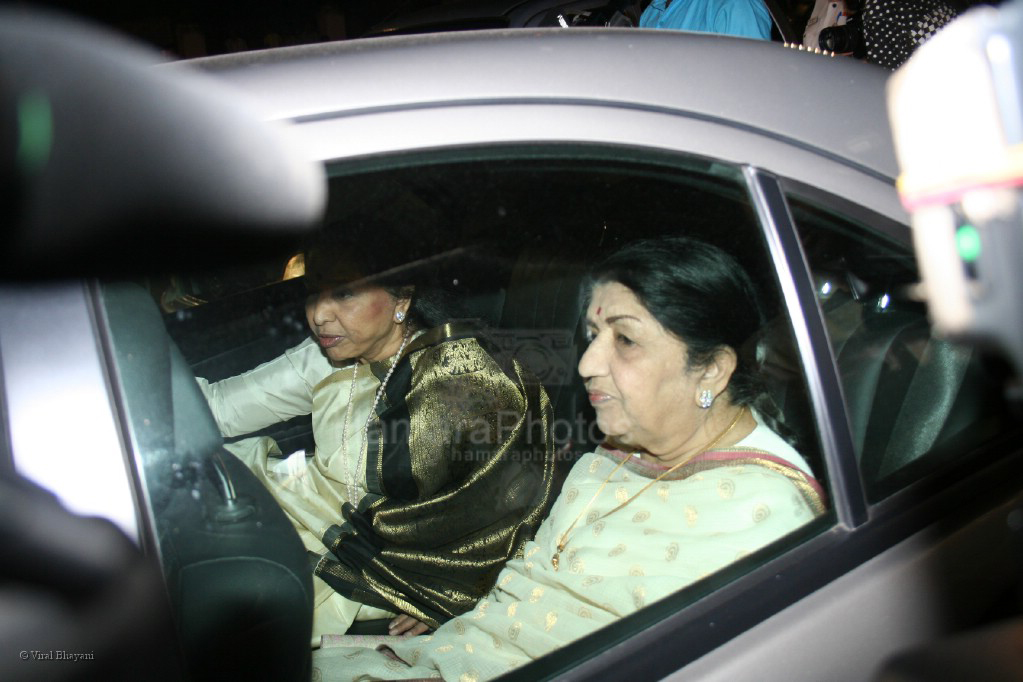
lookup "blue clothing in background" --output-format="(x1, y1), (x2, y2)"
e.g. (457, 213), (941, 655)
(640, 0), (773, 40)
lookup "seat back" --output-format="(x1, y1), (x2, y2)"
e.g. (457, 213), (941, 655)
(826, 290), (986, 488)
(498, 250), (597, 462)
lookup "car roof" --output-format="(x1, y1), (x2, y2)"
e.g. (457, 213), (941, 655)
(186, 28), (897, 185)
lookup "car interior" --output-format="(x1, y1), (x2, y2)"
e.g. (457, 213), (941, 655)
(99, 283), (313, 681)
(87, 148), (1014, 677)
(159, 150), (824, 474)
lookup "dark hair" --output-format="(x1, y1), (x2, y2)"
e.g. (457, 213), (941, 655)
(302, 202), (464, 331)
(584, 236), (767, 408)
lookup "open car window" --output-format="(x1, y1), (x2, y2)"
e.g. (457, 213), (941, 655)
(102, 145), (834, 677)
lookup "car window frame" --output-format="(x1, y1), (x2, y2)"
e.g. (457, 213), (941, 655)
(142, 139), (892, 679)
(147, 142), (852, 678)
(86, 143), (1022, 682)
(76, 148), (1023, 682)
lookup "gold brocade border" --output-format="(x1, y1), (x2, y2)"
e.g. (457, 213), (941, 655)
(599, 447), (828, 517)
(314, 557), (442, 629)
(400, 321), (478, 360)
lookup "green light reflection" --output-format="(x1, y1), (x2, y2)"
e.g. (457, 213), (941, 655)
(955, 224), (982, 263)
(17, 91), (53, 174)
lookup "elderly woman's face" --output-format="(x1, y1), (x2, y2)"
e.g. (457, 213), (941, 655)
(306, 285), (408, 364)
(578, 282), (711, 459)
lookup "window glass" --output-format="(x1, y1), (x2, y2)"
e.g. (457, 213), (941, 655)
(104, 146), (832, 677)
(788, 193), (1015, 500)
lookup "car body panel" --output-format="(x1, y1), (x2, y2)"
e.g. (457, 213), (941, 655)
(277, 102), (904, 225)
(678, 487), (1023, 681)
(0, 283), (140, 541)
(187, 29), (901, 221)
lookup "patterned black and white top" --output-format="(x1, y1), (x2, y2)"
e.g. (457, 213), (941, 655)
(862, 0), (959, 69)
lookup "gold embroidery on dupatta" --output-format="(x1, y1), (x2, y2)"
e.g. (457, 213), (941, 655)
(753, 503), (771, 523)
(665, 542), (679, 562)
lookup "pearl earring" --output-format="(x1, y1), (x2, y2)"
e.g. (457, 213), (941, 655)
(698, 389), (713, 409)
(395, 310), (406, 323)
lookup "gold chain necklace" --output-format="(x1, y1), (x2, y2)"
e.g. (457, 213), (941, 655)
(340, 363), (360, 502)
(551, 405), (747, 571)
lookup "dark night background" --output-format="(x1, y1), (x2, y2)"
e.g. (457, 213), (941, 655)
(7, 1), (426, 57)
(9, 0), (998, 59)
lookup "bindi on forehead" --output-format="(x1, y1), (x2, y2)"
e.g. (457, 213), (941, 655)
(596, 306), (602, 316)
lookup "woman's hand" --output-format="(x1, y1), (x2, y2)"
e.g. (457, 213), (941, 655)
(388, 614), (432, 636)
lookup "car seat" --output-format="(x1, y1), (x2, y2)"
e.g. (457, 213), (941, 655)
(498, 248), (598, 463)
(822, 284), (990, 489)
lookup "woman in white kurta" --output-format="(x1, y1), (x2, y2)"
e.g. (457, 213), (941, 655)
(198, 338), (387, 637)
(311, 236), (828, 680)
(198, 244), (560, 643)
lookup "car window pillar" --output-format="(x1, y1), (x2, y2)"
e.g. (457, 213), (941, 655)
(744, 166), (869, 528)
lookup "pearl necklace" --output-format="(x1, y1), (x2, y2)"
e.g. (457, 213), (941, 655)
(551, 405), (748, 571)
(340, 327), (412, 504)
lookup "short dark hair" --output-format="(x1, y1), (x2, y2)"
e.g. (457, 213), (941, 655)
(583, 236), (766, 407)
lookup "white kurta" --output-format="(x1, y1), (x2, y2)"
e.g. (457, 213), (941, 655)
(197, 338), (394, 640)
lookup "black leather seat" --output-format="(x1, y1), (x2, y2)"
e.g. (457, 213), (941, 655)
(824, 288), (989, 489)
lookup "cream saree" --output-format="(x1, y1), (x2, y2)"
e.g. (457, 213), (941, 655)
(312, 419), (826, 681)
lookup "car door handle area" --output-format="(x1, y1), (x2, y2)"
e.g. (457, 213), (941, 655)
(98, 281), (314, 680)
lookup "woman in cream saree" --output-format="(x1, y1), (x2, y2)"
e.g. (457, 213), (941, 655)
(311, 236), (828, 680)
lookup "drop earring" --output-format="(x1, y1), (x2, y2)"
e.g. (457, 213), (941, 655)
(698, 389), (713, 409)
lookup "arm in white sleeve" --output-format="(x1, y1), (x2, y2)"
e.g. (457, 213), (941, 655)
(196, 337), (334, 438)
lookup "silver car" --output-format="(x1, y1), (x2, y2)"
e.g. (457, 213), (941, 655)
(2, 9), (1020, 682)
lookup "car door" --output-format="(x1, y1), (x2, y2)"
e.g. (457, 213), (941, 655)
(164, 29), (1023, 680)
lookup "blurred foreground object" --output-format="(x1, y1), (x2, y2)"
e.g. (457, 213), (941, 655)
(888, 1), (1023, 374)
(0, 7), (324, 680)
(0, 8), (326, 278)
(0, 475), (182, 682)
(877, 618), (1023, 682)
